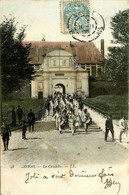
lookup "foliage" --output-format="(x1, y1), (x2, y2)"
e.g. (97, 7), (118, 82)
(2, 98), (45, 125)
(110, 9), (128, 45)
(84, 95), (128, 119)
(106, 9), (128, 94)
(1, 16), (35, 97)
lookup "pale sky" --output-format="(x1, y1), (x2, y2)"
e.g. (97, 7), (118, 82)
(0, 0), (128, 56)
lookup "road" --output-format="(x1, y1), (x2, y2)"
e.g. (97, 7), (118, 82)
(1, 121), (128, 168)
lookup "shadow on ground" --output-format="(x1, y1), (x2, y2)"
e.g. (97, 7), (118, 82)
(10, 148), (28, 151)
(27, 137), (43, 140)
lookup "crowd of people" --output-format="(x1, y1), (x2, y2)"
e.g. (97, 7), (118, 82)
(44, 92), (92, 135)
(0, 92), (128, 151)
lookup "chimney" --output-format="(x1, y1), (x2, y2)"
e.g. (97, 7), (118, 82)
(100, 39), (104, 57)
(70, 41), (74, 47)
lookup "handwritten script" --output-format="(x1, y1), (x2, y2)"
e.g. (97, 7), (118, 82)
(24, 168), (121, 195)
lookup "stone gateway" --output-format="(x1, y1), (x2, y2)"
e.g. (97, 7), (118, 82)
(23, 41), (103, 98)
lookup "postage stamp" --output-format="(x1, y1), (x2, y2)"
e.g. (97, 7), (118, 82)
(60, 0), (90, 34)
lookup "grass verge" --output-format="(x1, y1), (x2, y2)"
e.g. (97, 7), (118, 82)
(2, 98), (45, 125)
(84, 95), (128, 119)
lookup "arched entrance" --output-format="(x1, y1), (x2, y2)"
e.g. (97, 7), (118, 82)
(54, 83), (65, 94)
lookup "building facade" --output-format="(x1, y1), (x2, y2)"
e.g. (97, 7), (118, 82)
(24, 41), (104, 98)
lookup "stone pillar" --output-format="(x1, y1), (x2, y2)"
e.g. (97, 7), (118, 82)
(76, 70), (82, 95)
(44, 78), (49, 98)
(90, 64), (92, 76)
(96, 64), (98, 77)
(31, 80), (38, 98)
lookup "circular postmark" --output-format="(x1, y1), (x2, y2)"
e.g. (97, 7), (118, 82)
(69, 11), (105, 42)
(61, 1), (105, 42)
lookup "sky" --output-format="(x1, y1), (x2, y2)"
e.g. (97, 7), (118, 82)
(0, 0), (128, 56)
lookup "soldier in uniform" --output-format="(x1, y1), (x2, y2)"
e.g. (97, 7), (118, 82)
(1, 121), (11, 151)
(81, 109), (91, 132)
(17, 105), (23, 125)
(68, 111), (75, 135)
(84, 109), (92, 132)
(55, 111), (62, 134)
(59, 114), (66, 133)
(105, 115), (114, 141)
(22, 120), (27, 139)
(27, 109), (35, 132)
(54, 109), (60, 130)
(12, 106), (16, 126)
(74, 113), (81, 132)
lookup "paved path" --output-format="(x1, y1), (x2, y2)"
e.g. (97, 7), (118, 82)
(85, 106), (129, 149)
(1, 121), (128, 168)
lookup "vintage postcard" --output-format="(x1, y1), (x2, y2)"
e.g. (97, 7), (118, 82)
(0, 0), (128, 195)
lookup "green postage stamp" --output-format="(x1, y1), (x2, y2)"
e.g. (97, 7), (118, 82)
(60, 0), (90, 34)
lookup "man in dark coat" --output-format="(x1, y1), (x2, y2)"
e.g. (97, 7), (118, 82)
(17, 105), (23, 125)
(27, 109), (35, 132)
(12, 106), (16, 126)
(105, 115), (114, 141)
(1, 121), (11, 151)
(22, 120), (27, 139)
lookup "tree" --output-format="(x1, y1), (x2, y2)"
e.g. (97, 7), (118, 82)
(0, 16), (35, 97)
(106, 9), (128, 94)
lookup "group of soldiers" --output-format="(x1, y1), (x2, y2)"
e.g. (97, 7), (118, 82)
(1, 108), (35, 151)
(44, 92), (128, 141)
(12, 105), (35, 132)
(1, 92), (128, 151)
(12, 105), (23, 126)
(44, 92), (92, 135)
(12, 106), (35, 132)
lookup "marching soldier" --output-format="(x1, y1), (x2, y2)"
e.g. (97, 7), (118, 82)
(55, 109), (60, 130)
(84, 109), (92, 132)
(56, 111), (62, 134)
(74, 113), (80, 132)
(68, 111), (75, 135)
(81, 109), (91, 132)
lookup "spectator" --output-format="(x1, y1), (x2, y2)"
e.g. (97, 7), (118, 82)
(12, 106), (16, 126)
(22, 120), (27, 139)
(1, 120), (11, 151)
(119, 116), (128, 143)
(17, 105), (23, 125)
(105, 115), (114, 141)
(27, 109), (35, 132)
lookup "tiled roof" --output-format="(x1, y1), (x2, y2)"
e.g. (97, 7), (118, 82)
(23, 41), (104, 64)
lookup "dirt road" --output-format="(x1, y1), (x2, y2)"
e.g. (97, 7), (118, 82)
(1, 122), (128, 168)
